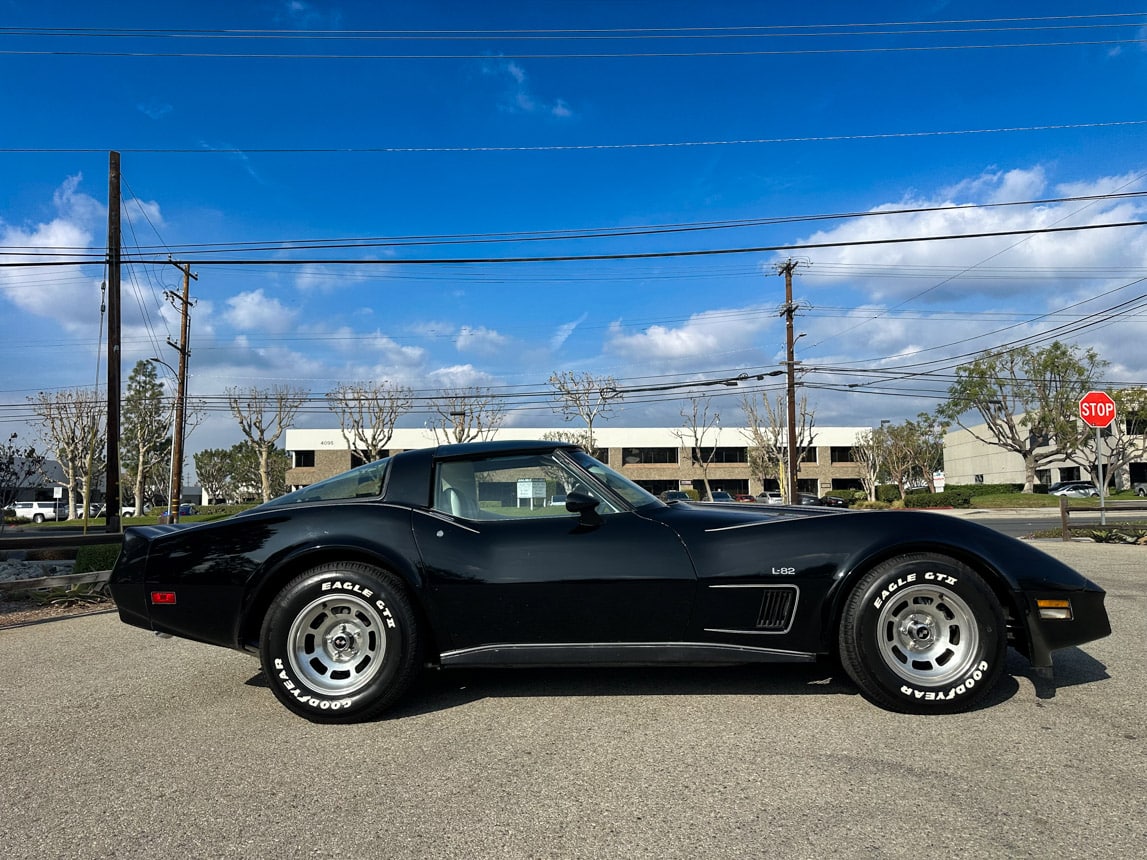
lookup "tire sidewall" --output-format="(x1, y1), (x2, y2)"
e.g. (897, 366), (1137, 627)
(260, 563), (415, 721)
(843, 555), (1005, 711)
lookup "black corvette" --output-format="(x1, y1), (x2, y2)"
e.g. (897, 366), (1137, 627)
(109, 440), (1110, 722)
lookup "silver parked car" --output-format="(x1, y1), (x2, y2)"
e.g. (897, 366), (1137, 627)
(1048, 481), (1099, 498)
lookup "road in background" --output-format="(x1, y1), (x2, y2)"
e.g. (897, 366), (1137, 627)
(1, 542), (1142, 859)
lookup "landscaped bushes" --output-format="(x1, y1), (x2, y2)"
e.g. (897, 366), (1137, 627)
(75, 543), (122, 574)
(902, 488), (976, 508)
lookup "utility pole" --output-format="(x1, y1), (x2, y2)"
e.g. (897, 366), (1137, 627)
(165, 260), (197, 524)
(775, 258), (805, 505)
(105, 151), (122, 534)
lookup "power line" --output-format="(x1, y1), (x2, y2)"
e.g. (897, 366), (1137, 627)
(4, 219), (1145, 268)
(5, 120), (1147, 155)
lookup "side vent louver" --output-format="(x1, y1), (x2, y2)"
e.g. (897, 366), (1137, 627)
(756, 587), (797, 631)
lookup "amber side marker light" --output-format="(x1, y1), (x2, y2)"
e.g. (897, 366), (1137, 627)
(1036, 598), (1072, 620)
(150, 591), (177, 605)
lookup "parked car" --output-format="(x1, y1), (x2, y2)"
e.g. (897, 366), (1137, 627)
(549, 494), (567, 507)
(658, 490), (690, 502)
(1133, 482), (1147, 497)
(157, 504), (198, 523)
(819, 495), (852, 508)
(121, 503), (153, 517)
(1048, 481), (1099, 498)
(7, 501), (61, 523)
(705, 491), (736, 502)
(108, 440), (1111, 723)
(756, 491), (784, 505)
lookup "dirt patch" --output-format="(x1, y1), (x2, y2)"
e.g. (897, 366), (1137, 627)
(0, 593), (115, 628)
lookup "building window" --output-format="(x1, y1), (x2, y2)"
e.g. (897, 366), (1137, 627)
(830, 446), (855, 463)
(622, 447), (678, 465)
(293, 450), (315, 468)
(800, 447), (818, 463)
(695, 447), (748, 464)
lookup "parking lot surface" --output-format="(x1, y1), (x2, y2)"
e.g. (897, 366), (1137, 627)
(2, 541), (1143, 859)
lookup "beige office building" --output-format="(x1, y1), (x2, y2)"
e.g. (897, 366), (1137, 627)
(285, 426), (872, 498)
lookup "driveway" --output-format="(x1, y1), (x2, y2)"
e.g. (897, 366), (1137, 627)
(1, 541), (1142, 859)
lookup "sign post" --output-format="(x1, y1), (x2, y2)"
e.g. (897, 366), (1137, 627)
(1078, 391), (1117, 526)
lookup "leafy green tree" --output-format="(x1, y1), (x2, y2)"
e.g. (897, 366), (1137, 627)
(938, 342), (1107, 492)
(122, 361), (172, 508)
(194, 448), (233, 504)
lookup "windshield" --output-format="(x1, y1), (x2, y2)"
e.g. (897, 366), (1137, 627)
(567, 450), (662, 510)
(256, 457), (391, 510)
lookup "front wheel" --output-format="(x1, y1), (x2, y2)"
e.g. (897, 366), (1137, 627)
(838, 554), (1006, 713)
(260, 562), (421, 722)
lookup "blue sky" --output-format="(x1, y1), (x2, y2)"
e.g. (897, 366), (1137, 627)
(2, 1), (1147, 461)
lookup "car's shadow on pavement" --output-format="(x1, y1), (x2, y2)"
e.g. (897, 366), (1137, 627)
(1007, 645), (1110, 700)
(388, 662), (857, 718)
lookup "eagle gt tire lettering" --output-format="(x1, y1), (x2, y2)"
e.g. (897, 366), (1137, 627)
(260, 562), (420, 723)
(838, 553), (1005, 714)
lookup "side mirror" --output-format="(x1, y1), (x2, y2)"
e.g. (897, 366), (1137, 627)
(565, 491), (603, 527)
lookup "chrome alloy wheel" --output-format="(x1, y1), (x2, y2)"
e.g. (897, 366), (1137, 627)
(287, 593), (388, 696)
(875, 584), (980, 687)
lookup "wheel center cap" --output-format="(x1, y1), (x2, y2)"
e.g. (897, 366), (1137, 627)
(326, 624), (361, 660)
(900, 613), (937, 650)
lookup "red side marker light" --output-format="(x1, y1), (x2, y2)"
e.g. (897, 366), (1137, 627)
(150, 591), (177, 605)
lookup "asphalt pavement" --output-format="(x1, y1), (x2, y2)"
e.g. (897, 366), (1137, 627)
(1, 540), (1143, 859)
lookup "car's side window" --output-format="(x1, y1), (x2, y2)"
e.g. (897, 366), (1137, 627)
(433, 453), (619, 519)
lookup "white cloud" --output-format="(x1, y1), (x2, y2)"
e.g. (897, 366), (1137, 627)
(224, 289), (297, 333)
(456, 325), (508, 355)
(785, 167), (1147, 305)
(0, 175), (104, 330)
(605, 307), (775, 366)
(550, 313), (587, 350)
(428, 363), (499, 387)
(481, 57), (574, 118)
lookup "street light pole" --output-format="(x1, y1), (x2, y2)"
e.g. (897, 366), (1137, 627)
(148, 357), (180, 525)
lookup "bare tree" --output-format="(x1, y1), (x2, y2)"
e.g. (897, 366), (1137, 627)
(739, 390), (816, 498)
(673, 396), (721, 500)
(226, 385), (308, 502)
(548, 371), (621, 452)
(427, 387), (506, 444)
(29, 387), (105, 517)
(1069, 386), (1147, 491)
(326, 380), (413, 463)
(0, 433), (45, 532)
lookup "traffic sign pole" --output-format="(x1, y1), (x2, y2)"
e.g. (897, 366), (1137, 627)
(1079, 391), (1116, 527)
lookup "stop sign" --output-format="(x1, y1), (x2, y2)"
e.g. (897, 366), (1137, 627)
(1079, 391), (1117, 428)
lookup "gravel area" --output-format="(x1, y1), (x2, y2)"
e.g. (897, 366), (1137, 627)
(0, 594), (114, 627)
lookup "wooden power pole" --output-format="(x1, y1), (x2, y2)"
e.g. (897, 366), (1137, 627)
(105, 151), (122, 533)
(165, 260), (197, 524)
(776, 259), (804, 505)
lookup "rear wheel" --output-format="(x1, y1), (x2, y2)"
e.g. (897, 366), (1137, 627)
(260, 561), (420, 722)
(838, 554), (1005, 713)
